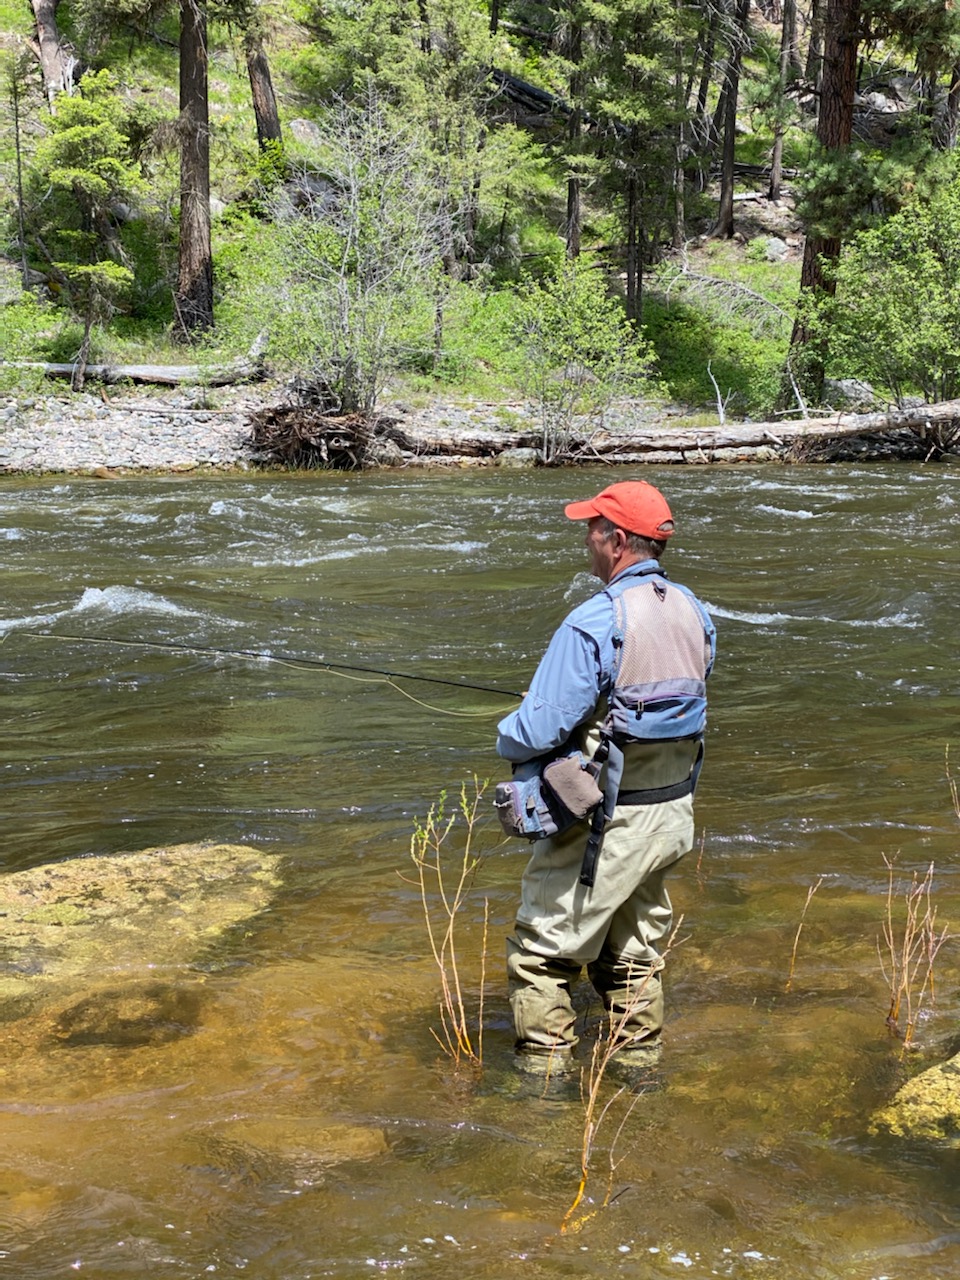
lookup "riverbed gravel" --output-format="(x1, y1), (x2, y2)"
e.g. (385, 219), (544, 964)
(0, 386), (543, 476)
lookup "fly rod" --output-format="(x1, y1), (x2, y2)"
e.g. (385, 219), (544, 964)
(19, 631), (523, 700)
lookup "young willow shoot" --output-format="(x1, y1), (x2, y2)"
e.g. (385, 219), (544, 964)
(561, 918), (685, 1236)
(878, 855), (952, 1055)
(785, 876), (824, 993)
(407, 779), (489, 1069)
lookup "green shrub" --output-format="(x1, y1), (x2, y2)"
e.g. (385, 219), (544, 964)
(511, 260), (657, 459)
(644, 294), (787, 416)
(821, 179), (960, 404)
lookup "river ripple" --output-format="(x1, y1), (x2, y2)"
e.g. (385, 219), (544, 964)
(2, 463), (960, 1278)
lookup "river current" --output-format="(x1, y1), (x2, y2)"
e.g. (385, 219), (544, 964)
(2, 463), (960, 1278)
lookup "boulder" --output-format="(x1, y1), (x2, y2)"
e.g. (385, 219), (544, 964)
(0, 841), (282, 1004)
(871, 1053), (960, 1142)
(495, 447), (540, 468)
(822, 378), (881, 412)
(199, 1118), (389, 1189)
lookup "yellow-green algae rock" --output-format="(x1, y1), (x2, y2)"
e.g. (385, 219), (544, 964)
(871, 1054), (960, 1142)
(0, 841), (282, 1001)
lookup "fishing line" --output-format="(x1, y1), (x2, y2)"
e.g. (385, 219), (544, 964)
(15, 630), (523, 717)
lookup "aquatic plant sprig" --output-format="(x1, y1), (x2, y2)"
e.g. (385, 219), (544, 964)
(785, 876), (825, 994)
(403, 778), (490, 1070)
(561, 918), (687, 1236)
(878, 854), (953, 1056)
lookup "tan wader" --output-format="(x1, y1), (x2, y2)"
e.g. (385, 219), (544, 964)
(506, 740), (696, 1059)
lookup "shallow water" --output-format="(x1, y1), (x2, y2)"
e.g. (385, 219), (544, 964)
(2, 463), (960, 1278)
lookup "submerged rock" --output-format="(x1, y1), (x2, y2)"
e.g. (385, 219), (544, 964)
(0, 841), (282, 1004)
(199, 1118), (389, 1190)
(47, 979), (207, 1048)
(871, 1053), (960, 1142)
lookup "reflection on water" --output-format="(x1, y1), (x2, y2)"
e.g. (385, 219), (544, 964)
(2, 463), (960, 1278)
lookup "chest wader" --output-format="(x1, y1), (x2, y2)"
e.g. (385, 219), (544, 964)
(580, 572), (712, 889)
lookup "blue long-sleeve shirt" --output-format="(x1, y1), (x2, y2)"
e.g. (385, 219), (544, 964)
(496, 560), (656, 764)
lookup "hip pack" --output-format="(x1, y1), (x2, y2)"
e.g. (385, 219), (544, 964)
(494, 751), (603, 841)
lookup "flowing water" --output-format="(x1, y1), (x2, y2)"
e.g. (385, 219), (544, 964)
(2, 462), (960, 1279)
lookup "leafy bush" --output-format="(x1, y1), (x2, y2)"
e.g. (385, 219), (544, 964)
(643, 294), (787, 416)
(511, 260), (657, 460)
(822, 180), (960, 405)
(0, 292), (57, 392)
(644, 246), (794, 417)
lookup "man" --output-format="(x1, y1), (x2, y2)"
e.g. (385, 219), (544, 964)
(496, 480), (716, 1074)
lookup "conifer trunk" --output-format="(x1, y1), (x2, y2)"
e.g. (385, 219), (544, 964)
(174, 0), (214, 340)
(716, 0), (750, 238)
(789, 0), (859, 387)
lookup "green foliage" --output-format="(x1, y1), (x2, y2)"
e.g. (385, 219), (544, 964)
(821, 181), (960, 405)
(511, 259), (657, 460)
(0, 293), (56, 363)
(796, 135), (955, 241)
(36, 69), (144, 199)
(0, 0), (31, 35)
(31, 70), (149, 267)
(862, 0), (960, 73)
(644, 298), (786, 416)
(644, 248), (794, 417)
(64, 259), (134, 312)
(9, 0), (956, 418)
(256, 91), (450, 414)
(285, 1), (539, 277)
(395, 283), (528, 392)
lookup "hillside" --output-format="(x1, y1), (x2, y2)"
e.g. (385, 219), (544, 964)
(2, 2), (959, 424)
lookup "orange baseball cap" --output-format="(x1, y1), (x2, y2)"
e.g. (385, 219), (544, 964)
(564, 481), (675, 539)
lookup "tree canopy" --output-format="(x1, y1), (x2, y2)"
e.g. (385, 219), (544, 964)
(5, 0), (960, 413)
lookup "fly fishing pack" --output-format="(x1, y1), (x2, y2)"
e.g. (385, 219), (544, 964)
(494, 750), (603, 841)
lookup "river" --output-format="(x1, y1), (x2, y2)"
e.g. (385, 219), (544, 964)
(2, 463), (960, 1278)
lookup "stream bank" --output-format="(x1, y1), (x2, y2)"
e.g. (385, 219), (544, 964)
(1, 384), (958, 475)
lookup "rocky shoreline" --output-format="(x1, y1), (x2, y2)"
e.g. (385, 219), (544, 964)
(1, 384), (958, 476)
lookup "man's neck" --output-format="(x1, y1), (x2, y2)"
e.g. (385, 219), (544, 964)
(605, 554), (657, 585)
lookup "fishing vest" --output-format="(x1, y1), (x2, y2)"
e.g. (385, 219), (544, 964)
(579, 567), (715, 887)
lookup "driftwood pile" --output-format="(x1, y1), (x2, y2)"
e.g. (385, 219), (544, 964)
(246, 401), (546, 467)
(246, 397), (960, 469)
(245, 405), (397, 469)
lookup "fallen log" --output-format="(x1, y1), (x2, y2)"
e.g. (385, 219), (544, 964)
(2, 332), (270, 388)
(2, 357), (267, 387)
(245, 397), (960, 468)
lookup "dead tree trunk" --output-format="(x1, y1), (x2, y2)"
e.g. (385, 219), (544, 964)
(245, 27), (282, 152)
(28, 0), (78, 110)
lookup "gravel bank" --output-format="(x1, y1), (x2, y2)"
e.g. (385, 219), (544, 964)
(0, 389), (260, 476)
(3, 385), (943, 475)
(0, 386), (682, 476)
(0, 387), (543, 476)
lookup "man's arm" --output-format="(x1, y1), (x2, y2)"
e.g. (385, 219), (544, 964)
(495, 622), (603, 763)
